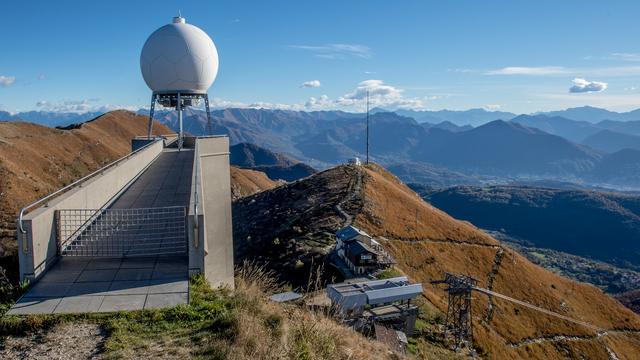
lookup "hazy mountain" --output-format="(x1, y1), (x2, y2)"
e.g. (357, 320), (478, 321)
(230, 142), (317, 182)
(422, 120), (473, 132)
(590, 149), (640, 187)
(582, 130), (640, 153)
(385, 161), (481, 187)
(391, 108), (516, 126)
(418, 185), (640, 269)
(597, 119), (640, 136)
(413, 120), (601, 176)
(0, 111), (104, 127)
(511, 114), (601, 142)
(541, 106), (640, 123)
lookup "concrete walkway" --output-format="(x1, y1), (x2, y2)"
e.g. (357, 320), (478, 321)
(110, 148), (194, 209)
(8, 256), (188, 314)
(10, 148), (195, 314)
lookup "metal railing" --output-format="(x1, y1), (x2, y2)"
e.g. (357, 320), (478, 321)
(17, 138), (163, 234)
(58, 206), (187, 257)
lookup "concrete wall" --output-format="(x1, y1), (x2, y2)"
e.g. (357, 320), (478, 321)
(18, 139), (164, 281)
(188, 136), (234, 289)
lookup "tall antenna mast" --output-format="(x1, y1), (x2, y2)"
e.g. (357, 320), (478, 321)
(366, 90), (370, 165)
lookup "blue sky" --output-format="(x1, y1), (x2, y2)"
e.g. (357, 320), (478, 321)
(2, 0), (640, 114)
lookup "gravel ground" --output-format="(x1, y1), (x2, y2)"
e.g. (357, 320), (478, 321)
(0, 323), (105, 359)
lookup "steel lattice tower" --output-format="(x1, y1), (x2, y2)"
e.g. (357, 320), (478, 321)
(432, 273), (478, 348)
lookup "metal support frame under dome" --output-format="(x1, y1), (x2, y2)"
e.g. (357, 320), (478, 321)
(147, 92), (214, 148)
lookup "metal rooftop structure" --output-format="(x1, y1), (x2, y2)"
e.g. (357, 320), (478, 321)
(326, 276), (423, 314)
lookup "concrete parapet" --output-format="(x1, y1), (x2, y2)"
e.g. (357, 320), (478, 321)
(188, 136), (234, 289)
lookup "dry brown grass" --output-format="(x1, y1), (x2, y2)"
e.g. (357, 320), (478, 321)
(230, 166), (281, 200)
(355, 164), (495, 245)
(353, 163), (640, 359)
(225, 261), (401, 360)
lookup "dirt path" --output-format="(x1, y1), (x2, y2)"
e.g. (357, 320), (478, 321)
(0, 323), (105, 360)
(334, 165), (363, 226)
(484, 247), (505, 322)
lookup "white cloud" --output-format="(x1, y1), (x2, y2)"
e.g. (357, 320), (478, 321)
(448, 68), (476, 73)
(569, 78), (607, 93)
(484, 104), (502, 111)
(486, 65), (640, 77)
(301, 80), (321, 88)
(206, 80), (423, 112)
(289, 43), (371, 59)
(337, 79), (424, 110)
(0, 75), (16, 87)
(485, 66), (568, 75)
(610, 53), (640, 62)
(35, 98), (128, 113)
(305, 95), (332, 109)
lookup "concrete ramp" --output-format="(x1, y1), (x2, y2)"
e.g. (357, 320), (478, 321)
(12, 148), (192, 314)
(14, 136), (233, 315)
(58, 149), (194, 258)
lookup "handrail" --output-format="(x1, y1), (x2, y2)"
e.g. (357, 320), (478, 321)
(193, 141), (201, 237)
(17, 137), (163, 234)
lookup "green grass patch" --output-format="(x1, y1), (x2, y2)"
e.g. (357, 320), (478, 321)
(376, 267), (402, 279)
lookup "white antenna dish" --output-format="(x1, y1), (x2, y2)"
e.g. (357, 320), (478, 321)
(140, 15), (218, 147)
(140, 15), (218, 94)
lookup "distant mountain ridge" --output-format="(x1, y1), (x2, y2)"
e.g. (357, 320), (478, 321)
(5, 107), (640, 187)
(230, 142), (317, 182)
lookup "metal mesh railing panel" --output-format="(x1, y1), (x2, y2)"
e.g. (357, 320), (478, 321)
(58, 206), (187, 257)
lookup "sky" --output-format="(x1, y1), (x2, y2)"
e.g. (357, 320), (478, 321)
(2, 0), (640, 114)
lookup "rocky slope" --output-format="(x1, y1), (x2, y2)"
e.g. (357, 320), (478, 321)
(233, 163), (640, 359)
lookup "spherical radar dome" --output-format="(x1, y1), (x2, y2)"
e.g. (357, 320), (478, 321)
(140, 16), (218, 94)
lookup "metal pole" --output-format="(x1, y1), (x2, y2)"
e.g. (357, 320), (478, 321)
(204, 94), (213, 136)
(148, 93), (156, 140)
(366, 90), (370, 165)
(177, 92), (183, 150)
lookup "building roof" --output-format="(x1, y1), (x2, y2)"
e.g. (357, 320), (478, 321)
(336, 225), (371, 242)
(346, 240), (378, 257)
(326, 276), (423, 309)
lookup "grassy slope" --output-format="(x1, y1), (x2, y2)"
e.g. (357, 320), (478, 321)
(0, 269), (403, 360)
(354, 164), (640, 359)
(230, 166), (281, 201)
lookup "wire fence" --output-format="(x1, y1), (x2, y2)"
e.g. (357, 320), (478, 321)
(58, 206), (187, 257)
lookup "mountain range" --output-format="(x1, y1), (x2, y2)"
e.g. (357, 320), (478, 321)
(4, 106), (640, 188)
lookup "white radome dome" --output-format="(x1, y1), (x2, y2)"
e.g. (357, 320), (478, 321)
(140, 16), (218, 94)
